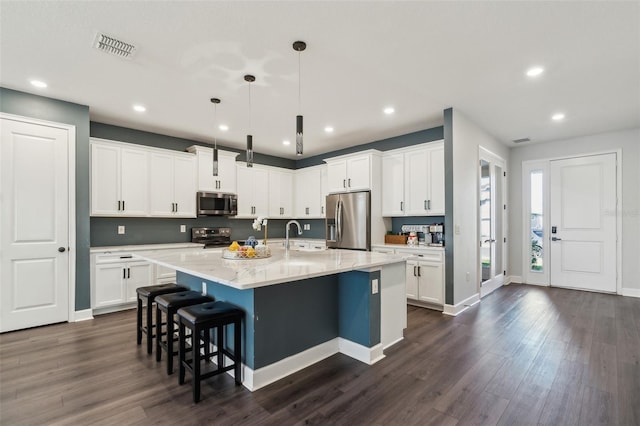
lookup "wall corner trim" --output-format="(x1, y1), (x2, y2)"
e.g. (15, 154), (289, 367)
(73, 309), (94, 322)
(338, 339), (385, 365)
(443, 293), (480, 316)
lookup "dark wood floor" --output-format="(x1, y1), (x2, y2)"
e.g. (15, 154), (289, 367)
(1, 284), (639, 425)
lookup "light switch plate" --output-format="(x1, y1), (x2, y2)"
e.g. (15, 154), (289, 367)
(118, 225), (125, 235)
(372, 279), (379, 294)
(180, 225), (186, 233)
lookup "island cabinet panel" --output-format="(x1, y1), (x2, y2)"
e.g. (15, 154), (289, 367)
(338, 270), (381, 347)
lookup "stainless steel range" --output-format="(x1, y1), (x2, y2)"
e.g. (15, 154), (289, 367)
(191, 227), (231, 248)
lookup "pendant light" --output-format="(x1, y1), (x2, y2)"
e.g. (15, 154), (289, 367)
(244, 74), (255, 167)
(293, 41), (306, 156)
(210, 97), (220, 176)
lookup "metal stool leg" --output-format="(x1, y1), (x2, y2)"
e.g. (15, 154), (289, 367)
(234, 319), (242, 385)
(146, 297), (154, 354)
(193, 325), (201, 403)
(178, 320), (186, 385)
(136, 296), (143, 345)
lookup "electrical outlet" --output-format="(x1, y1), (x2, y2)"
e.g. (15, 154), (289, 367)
(180, 225), (186, 233)
(304, 224), (310, 231)
(372, 278), (379, 294)
(202, 282), (207, 294)
(118, 225), (125, 235)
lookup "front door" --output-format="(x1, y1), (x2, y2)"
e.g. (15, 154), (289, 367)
(549, 153), (617, 293)
(1, 116), (71, 332)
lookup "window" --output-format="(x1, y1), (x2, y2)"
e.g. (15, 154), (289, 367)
(530, 170), (543, 271)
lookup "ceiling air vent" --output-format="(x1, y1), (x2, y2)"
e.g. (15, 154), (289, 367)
(512, 138), (531, 144)
(93, 32), (136, 59)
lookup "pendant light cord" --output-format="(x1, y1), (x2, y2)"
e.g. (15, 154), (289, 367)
(213, 102), (217, 149)
(248, 80), (252, 132)
(298, 51), (301, 113)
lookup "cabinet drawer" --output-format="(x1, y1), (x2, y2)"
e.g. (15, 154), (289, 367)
(396, 249), (443, 263)
(95, 253), (136, 264)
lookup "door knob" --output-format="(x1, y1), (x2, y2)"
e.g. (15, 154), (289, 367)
(58, 247), (66, 252)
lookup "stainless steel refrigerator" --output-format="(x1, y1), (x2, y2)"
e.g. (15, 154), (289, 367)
(326, 191), (371, 251)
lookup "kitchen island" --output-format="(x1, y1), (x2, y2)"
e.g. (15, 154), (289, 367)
(134, 246), (407, 391)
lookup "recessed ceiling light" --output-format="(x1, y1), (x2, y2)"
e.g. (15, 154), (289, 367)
(219, 124), (229, 131)
(384, 107), (395, 115)
(30, 80), (47, 88)
(552, 113), (565, 121)
(282, 140), (291, 146)
(324, 126), (334, 133)
(133, 104), (146, 112)
(526, 67), (544, 77)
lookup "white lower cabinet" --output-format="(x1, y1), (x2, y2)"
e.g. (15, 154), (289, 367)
(93, 257), (153, 310)
(405, 258), (443, 305)
(374, 246), (445, 309)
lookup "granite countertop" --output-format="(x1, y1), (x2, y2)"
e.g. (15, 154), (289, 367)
(133, 246), (405, 290)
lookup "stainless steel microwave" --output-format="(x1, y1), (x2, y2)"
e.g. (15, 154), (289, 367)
(197, 191), (237, 216)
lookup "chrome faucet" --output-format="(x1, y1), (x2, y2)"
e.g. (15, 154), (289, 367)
(285, 220), (303, 250)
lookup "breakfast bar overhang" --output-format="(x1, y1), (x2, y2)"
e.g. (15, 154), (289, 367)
(135, 247), (407, 391)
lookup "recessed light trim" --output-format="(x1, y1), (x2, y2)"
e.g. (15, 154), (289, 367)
(526, 66), (544, 77)
(384, 107), (395, 115)
(219, 124), (229, 131)
(133, 104), (146, 112)
(30, 80), (47, 88)
(552, 113), (565, 121)
(282, 140), (291, 146)
(324, 126), (334, 133)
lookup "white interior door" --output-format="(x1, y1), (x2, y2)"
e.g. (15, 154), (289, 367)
(1, 117), (70, 332)
(549, 154), (617, 293)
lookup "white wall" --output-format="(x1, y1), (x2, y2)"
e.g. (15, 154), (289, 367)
(451, 110), (509, 304)
(509, 128), (640, 294)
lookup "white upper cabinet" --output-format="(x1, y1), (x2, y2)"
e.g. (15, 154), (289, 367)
(148, 151), (196, 218)
(91, 139), (148, 216)
(381, 153), (405, 216)
(268, 168), (294, 218)
(295, 165), (326, 218)
(186, 145), (239, 193)
(382, 141), (445, 217)
(236, 163), (269, 218)
(324, 150), (379, 193)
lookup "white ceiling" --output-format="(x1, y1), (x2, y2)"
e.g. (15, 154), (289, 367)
(1, 1), (638, 159)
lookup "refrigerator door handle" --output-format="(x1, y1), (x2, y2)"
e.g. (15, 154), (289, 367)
(336, 200), (343, 242)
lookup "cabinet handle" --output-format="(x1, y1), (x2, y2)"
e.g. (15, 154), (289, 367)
(175, 203), (178, 212)
(401, 201), (403, 211)
(424, 200), (427, 210)
(321, 206), (324, 214)
(122, 200), (125, 211)
(123, 268), (126, 279)
(128, 267), (131, 279)
(417, 266), (421, 277)
(118, 200), (121, 211)
(428, 200), (431, 210)
(413, 265), (417, 277)
(343, 179), (346, 188)
(348, 178), (351, 187)
(306, 207), (309, 215)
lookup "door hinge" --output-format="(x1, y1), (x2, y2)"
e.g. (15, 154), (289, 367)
(503, 270), (506, 275)
(503, 204), (506, 210)
(504, 237), (507, 243)
(503, 171), (506, 177)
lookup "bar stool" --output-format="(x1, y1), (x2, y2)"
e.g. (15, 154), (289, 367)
(155, 290), (214, 375)
(177, 301), (244, 403)
(136, 283), (187, 354)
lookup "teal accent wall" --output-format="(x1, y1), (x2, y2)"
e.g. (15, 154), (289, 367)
(443, 108), (454, 305)
(91, 122), (296, 169)
(338, 270), (381, 347)
(0, 87), (91, 310)
(296, 126), (444, 168)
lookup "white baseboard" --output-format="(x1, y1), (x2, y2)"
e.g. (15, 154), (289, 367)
(338, 339), (385, 365)
(509, 275), (523, 284)
(443, 293), (480, 316)
(244, 339), (339, 391)
(621, 288), (640, 298)
(73, 309), (93, 322)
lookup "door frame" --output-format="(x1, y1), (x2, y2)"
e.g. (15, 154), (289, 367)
(521, 149), (622, 294)
(1, 112), (77, 321)
(477, 146), (507, 298)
